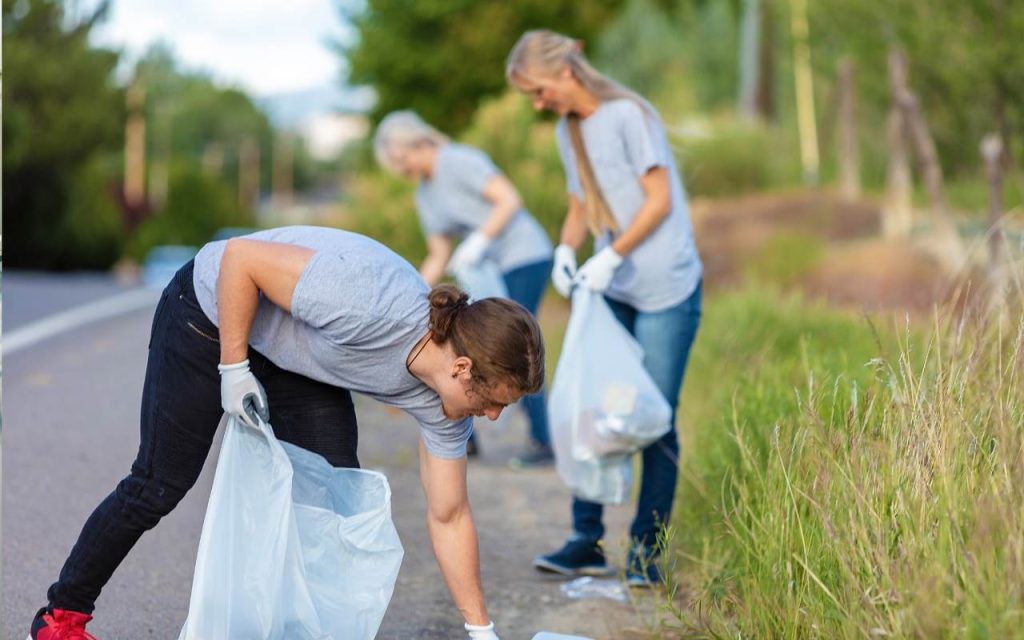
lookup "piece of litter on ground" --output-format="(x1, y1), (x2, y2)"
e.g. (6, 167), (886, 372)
(559, 576), (629, 602)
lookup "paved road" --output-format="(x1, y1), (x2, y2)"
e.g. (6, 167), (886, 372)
(2, 277), (642, 640)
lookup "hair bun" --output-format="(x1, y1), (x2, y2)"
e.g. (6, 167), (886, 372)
(428, 284), (470, 341)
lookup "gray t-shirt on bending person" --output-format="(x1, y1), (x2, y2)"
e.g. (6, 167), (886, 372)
(555, 99), (703, 312)
(415, 143), (552, 273)
(192, 226), (473, 459)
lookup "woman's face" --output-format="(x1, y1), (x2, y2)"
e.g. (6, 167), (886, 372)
(512, 65), (579, 116)
(389, 143), (430, 180)
(437, 358), (521, 421)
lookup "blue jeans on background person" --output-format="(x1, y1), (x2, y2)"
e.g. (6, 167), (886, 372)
(502, 258), (554, 447)
(570, 280), (702, 552)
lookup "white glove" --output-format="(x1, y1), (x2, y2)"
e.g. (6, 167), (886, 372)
(551, 243), (577, 298)
(465, 621), (500, 640)
(218, 359), (269, 428)
(448, 231), (492, 274)
(574, 246), (623, 293)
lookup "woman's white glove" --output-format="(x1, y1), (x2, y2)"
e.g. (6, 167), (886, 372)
(465, 621), (500, 640)
(218, 359), (269, 428)
(574, 246), (623, 293)
(448, 231), (492, 273)
(551, 243), (578, 298)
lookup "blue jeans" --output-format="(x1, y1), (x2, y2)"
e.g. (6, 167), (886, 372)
(47, 261), (360, 614)
(571, 281), (702, 550)
(503, 259), (553, 446)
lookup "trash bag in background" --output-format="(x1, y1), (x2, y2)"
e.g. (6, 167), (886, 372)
(547, 289), (672, 504)
(179, 416), (403, 640)
(451, 259), (509, 302)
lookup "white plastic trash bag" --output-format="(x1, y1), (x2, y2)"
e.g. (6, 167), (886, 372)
(451, 259), (509, 302)
(548, 289), (672, 504)
(179, 416), (403, 640)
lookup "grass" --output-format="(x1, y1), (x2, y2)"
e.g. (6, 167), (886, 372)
(650, 288), (1024, 638)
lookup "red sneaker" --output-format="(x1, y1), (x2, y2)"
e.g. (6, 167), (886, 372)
(28, 607), (97, 640)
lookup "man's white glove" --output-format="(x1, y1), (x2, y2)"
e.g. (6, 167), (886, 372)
(574, 246), (623, 293)
(465, 621), (500, 640)
(448, 231), (492, 274)
(218, 359), (269, 428)
(551, 243), (577, 298)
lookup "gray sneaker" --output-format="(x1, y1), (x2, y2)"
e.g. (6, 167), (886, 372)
(508, 442), (554, 469)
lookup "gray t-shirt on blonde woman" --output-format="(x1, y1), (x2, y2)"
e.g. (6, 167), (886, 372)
(192, 226), (472, 459)
(555, 99), (703, 312)
(415, 143), (552, 272)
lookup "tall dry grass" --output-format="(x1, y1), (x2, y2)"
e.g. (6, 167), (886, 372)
(661, 288), (1023, 638)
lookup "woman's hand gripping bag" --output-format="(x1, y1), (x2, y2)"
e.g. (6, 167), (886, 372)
(547, 289), (672, 504)
(178, 416), (404, 640)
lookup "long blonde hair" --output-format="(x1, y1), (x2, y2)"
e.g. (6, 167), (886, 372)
(506, 30), (657, 236)
(373, 110), (449, 176)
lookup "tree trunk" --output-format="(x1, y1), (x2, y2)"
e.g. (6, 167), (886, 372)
(837, 57), (860, 201)
(755, 0), (776, 120)
(272, 133), (294, 209)
(898, 86), (964, 265)
(239, 137), (260, 211)
(123, 83), (146, 209)
(982, 134), (1008, 315)
(883, 51), (912, 239)
(737, 0), (761, 120)
(789, 0), (819, 185)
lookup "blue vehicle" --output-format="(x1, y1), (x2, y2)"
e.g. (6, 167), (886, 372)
(140, 245), (199, 290)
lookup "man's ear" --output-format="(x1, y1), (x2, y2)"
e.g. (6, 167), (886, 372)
(452, 356), (474, 380)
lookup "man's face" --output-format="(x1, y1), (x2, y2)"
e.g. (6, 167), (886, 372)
(437, 359), (522, 421)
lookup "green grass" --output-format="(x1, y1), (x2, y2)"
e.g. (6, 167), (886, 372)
(654, 288), (1024, 639)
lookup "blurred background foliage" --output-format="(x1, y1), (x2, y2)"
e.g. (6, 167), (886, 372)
(3, 0), (1021, 270)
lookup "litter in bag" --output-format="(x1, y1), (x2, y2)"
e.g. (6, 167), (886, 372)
(548, 289), (672, 504)
(451, 259), (509, 302)
(179, 416), (403, 640)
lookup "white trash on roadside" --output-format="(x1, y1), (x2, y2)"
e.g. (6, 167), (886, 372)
(179, 416), (403, 640)
(559, 576), (629, 603)
(548, 289), (671, 504)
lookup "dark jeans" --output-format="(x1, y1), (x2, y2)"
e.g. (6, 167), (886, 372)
(48, 260), (359, 614)
(571, 280), (702, 551)
(503, 258), (554, 447)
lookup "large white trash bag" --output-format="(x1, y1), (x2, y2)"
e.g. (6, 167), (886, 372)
(179, 416), (403, 640)
(452, 259), (509, 302)
(548, 289), (672, 504)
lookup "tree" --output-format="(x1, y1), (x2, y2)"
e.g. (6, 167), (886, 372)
(809, 0), (1024, 177)
(339, 0), (624, 133)
(3, 0), (125, 268)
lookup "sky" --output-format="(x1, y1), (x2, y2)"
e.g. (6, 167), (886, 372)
(87, 0), (356, 97)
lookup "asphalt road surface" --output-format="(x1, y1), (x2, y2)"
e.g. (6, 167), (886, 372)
(3, 274), (644, 640)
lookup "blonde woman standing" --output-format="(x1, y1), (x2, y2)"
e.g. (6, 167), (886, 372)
(375, 112), (555, 466)
(507, 30), (702, 586)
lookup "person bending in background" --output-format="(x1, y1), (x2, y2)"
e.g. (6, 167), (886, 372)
(374, 111), (555, 467)
(28, 226), (542, 640)
(507, 30), (703, 586)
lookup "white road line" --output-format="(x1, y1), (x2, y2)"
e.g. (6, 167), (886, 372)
(3, 288), (162, 356)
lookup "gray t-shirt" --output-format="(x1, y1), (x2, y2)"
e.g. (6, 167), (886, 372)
(416, 143), (552, 272)
(192, 226), (473, 459)
(556, 99), (702, 312)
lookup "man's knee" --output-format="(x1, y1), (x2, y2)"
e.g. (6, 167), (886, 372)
(115, 474), (188, 529)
